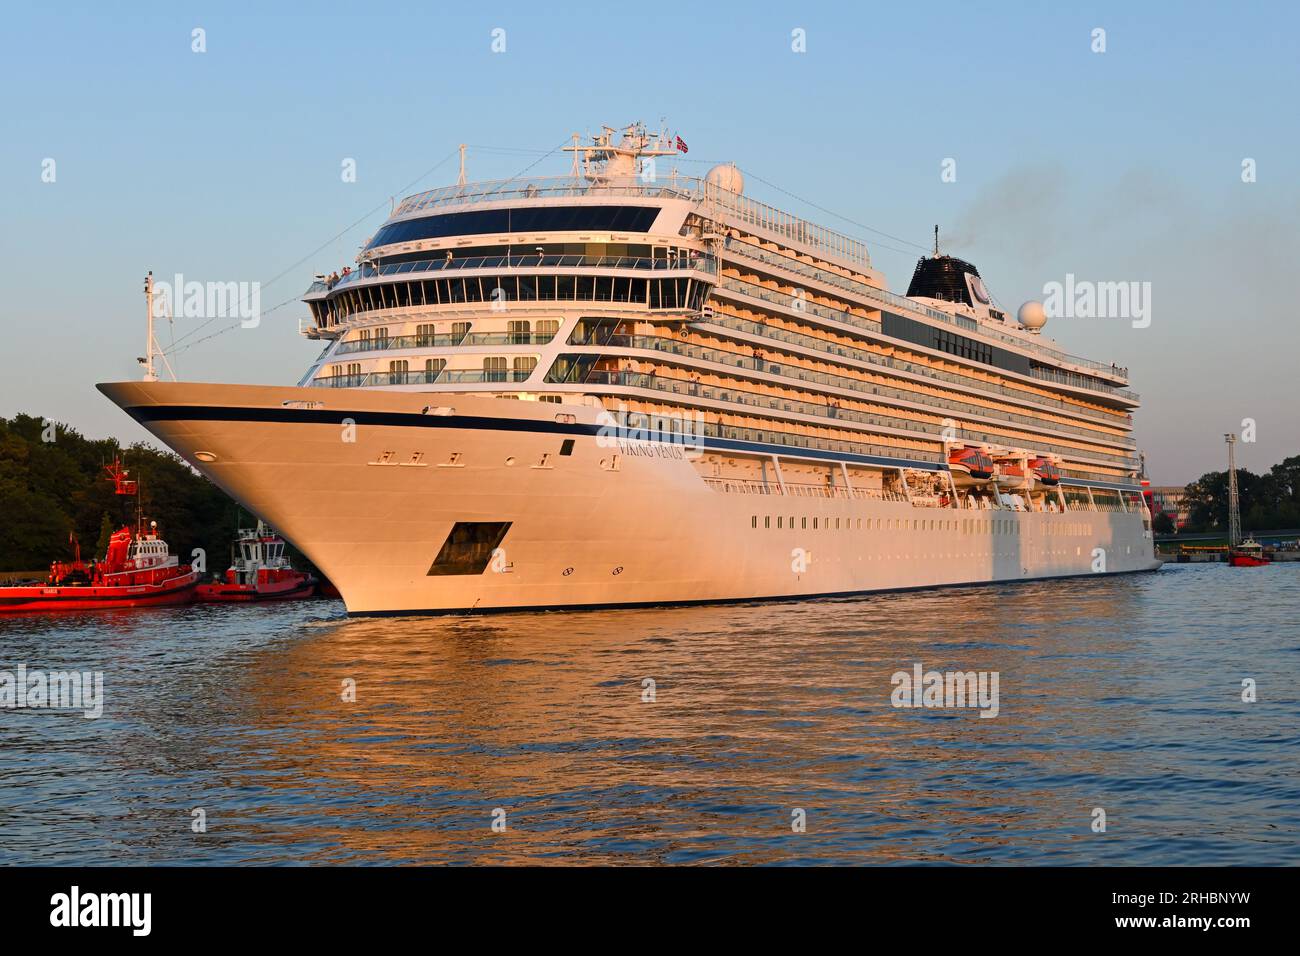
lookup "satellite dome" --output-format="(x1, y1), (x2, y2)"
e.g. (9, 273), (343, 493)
(1018, 300), (1048, 332)
(705, 163), (744, 194)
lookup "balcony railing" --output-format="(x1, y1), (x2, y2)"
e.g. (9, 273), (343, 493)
(703, 477), (910, 503)
(699, 313), (1132, 429)
(310, 368), (533, 388)
(334, 331), (556, 355)
(313, 252), (717, 296)
(586, 334), (1136, 450)
(579, 369), (1137, 470)
(715, 273), (1133, 391)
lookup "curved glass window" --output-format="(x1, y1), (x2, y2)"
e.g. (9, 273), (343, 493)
(367, 205), (662, 249)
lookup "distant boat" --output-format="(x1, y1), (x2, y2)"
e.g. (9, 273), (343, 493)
(1228, 539), (1270, 567)
(0, 460), (199, 613)
(195, 522), (317, 602)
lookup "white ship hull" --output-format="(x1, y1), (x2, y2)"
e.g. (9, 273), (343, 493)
(99, 382), (1161, 616)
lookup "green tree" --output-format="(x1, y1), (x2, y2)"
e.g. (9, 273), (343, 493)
(0, 414), (241, 572)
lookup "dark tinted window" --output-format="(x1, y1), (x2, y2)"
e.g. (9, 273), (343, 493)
(427, 522), (512, 576)
(368, 206), (661, 248)
(882, 311), (1031, 376)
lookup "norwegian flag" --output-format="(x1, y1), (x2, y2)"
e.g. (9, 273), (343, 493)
(675, 135), (688, 154)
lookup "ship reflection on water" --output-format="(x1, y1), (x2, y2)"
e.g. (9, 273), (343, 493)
(1, 564), (1297, 865)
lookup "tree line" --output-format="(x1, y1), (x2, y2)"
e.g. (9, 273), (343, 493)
(1160, 454), (1300, 534)
(0, 413), (241, 573)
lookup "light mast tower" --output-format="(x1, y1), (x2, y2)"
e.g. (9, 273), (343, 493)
(1225, 433), (1241, 548)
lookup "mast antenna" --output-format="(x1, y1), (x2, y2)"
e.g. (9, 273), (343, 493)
(1225, 433), (1241, 548)
(457, 143), (467, 186)
(139, 272), (177, 382)
(142, 272), (158, 382)
(934, 225), (940, 256)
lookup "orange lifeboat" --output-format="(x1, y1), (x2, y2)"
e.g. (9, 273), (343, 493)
(1029, 457), (1061, 486)
(948, 448), (995, 487)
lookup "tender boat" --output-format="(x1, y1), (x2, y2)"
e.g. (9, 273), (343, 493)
(1028, 457), (1061, 486)
(195, 522), (317, 601)
(0, 461), (199, 613)
(948, 448), (996, 487)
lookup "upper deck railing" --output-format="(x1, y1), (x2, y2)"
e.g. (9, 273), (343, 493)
(391, 174), (873, 267)
(308, 252), (717, 296)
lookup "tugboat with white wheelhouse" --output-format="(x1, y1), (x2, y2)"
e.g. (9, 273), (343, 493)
(0, 459), (200, 613)
(196, 522), (317, 602)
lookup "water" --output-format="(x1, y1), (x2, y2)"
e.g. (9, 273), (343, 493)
(2, 563), (1297, 865)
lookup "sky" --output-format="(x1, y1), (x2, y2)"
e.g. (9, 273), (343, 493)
(2, 0), (1297, 485)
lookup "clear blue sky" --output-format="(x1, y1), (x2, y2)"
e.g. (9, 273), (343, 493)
(2, 0), (1297, 484)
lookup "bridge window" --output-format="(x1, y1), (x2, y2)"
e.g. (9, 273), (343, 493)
(367, 206), (661, 249)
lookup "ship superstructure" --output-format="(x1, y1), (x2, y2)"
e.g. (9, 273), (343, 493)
(101, 123), (1158, 614)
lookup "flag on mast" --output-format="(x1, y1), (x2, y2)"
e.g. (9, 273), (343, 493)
(675, 135), (688, 153)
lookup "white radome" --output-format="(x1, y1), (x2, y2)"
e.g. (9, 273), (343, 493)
(1018, 300), (1048, 332)
(705, 163), (744, 194)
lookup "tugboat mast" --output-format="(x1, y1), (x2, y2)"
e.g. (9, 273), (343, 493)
(1225, 433), (1241, 548)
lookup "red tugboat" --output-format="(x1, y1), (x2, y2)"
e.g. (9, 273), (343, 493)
(0, 459), (200, 613)
(195, 522), (317, 602)
(1228, 539), (1271, 568)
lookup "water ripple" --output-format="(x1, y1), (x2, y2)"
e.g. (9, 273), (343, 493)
(1, 563), (1298, 864)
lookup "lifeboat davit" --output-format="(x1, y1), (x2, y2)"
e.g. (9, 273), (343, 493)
(948, 448), (996, 487)
(995, 460), (1031, 490)
(1029, 457), (1061, 486)
(195, 522), (317, 602)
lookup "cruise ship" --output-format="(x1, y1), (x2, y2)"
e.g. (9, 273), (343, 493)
(100, 123), (1159, 615)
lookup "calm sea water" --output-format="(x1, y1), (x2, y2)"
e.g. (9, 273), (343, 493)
(1, 563), (1297, 865)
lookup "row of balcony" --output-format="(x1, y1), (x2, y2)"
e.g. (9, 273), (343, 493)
(582, 370), (1137, 471)
(699, 313), (1131, 429)
(583, 333), (1136, 452)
